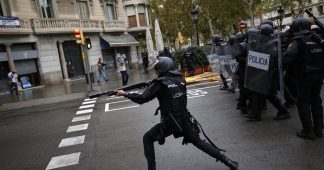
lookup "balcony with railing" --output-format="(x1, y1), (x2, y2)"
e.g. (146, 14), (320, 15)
(123, 0), (148, 6)
(103, 20), (127, 32)
(32, 18), (104, 34)
(0, 18), (130, 34)
(0, 18), (33, 34)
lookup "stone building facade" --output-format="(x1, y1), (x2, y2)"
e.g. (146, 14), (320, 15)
(0, 0), (150, 92)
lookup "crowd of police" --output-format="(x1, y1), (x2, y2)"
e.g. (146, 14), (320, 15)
(113, 15), (323, 170)
(209, 17), (324, 141)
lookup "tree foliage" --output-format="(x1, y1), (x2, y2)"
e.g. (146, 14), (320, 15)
(149, 0), (250, 46)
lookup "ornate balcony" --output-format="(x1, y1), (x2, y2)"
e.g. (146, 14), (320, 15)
(0, 18), (33, 34)
(32, 18), (104, 34)
(0, 18), (128, 34)
(103, 20), (127, 32)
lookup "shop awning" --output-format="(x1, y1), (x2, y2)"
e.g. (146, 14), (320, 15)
(100, 34), (139, 47)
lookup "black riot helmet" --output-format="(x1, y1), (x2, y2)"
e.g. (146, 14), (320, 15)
(260, 24), (274, 36)
(260, 19), (274, 27)
(228, 35), (235, 45)
(291, 17), (311, 35)
(151, 56), (175, 75)
(212, 34), (223, 45)
(234, 32), (245, 43)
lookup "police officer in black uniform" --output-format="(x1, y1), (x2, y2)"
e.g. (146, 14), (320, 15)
(234, 31), (249, 114)
(213, 34), (230, 90)
(183, 47), (195, 76)
(245, 23), (290, 121)
(284, 17), (324, 140)
(116, 57), (238, 170)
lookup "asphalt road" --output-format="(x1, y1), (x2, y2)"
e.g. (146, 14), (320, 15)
(0, 81), (323, 170)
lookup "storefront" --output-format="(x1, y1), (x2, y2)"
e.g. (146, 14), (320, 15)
(100, 33), (139, 70)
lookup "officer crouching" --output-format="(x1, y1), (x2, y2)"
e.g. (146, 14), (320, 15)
(284, 17), (324, 140)
(116, 57), (238, 170)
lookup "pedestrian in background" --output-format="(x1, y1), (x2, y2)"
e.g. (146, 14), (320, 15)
(8, 71), (19, 95)
(142, 49), (149, 74)
(96, 58), (108, 83)
(117, 53), (129, 86)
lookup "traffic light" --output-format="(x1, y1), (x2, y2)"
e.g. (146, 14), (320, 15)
(73, 28), (84, 45)
(85, 37), (92, 49)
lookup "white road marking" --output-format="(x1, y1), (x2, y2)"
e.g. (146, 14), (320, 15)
(109, 99), (131, 104)
(79, 104), (95, 109)
(46, 152), (81, 170)
(58, 135), (85, 148)
(67, 124), (88, 133)
(82, 100), (96, 105)
(188, 95), (205, 99)
(84, 98), (96, 101)
(105, 104), (139, 112)
(72, 115), (91, 122)
(76, 109), (93, 115)
(103, 84), (219, 112)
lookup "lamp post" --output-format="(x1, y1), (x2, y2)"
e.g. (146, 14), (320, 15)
(191, 5), (199, 47)
(277, 5), (284, 30)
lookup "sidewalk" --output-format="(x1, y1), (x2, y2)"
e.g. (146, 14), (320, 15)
(0, 68), (219, 112)
(0, 68), (155, 112)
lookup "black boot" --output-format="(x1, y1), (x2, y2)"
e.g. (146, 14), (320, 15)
(245, 114), (261, 121)
(219, 155), (238, 170)
(220, 84), (229, 90)
(274, 112), (290, 120)
(296, 130), (316, 140)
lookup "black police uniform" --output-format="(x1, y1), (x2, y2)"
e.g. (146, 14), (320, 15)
(285, 33), (324, 139)
(235, 41), (250, 114)
(125, 70), (237, 170)
(183, 49), (195, 76)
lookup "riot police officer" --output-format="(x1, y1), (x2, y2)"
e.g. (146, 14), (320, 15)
(284, 17), (324, 140)
(183, 47), (195, 76)
(213, 34), (229, 90)
(116, 57), (238, 170)
(245, 23), (290, 121)
(234, 31), (249, 114)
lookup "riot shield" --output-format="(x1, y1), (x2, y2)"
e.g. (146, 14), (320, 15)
(244, 32), (278, 95)
(206, 44), (237, 76)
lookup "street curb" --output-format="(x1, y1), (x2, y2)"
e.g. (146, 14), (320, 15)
(0, 92), (87, 112)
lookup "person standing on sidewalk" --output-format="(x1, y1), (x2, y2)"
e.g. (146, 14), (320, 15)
(8, 71), (19, 95)
(117, 53), (129, 86)
(96, 58), (108, 83)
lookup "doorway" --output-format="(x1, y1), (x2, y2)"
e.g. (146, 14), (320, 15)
(62, 41), (85, 79)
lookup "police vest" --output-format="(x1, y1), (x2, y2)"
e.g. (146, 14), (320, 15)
(157, 75), (187, 117)
(298, 36), (324, 73)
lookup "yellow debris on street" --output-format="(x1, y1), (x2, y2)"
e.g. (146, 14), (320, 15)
(185, 72), (221, 84)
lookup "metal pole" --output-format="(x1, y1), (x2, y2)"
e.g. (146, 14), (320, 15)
(82, 45), (93, 92)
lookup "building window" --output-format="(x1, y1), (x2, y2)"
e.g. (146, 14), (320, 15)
(105, 3), (117, 20)
(318, 5), (324, 15)
(138, 5), (146, 26)
(0, 0), (10, 16)
(37, 0), (55, 18)
(76, 0), (90, 19)
(126, 6), (136, 27)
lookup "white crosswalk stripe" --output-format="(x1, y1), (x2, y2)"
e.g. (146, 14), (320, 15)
(82, 100), (96, 105)
(79, 104), (95, 109)
(84, 98), (96, 101)
(76, 109), (93, 115)
(58, 135), (85, 148)
(46, 152), (81, 170)
(66, 124), (88, 133)
(72, 115), (91, 122)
